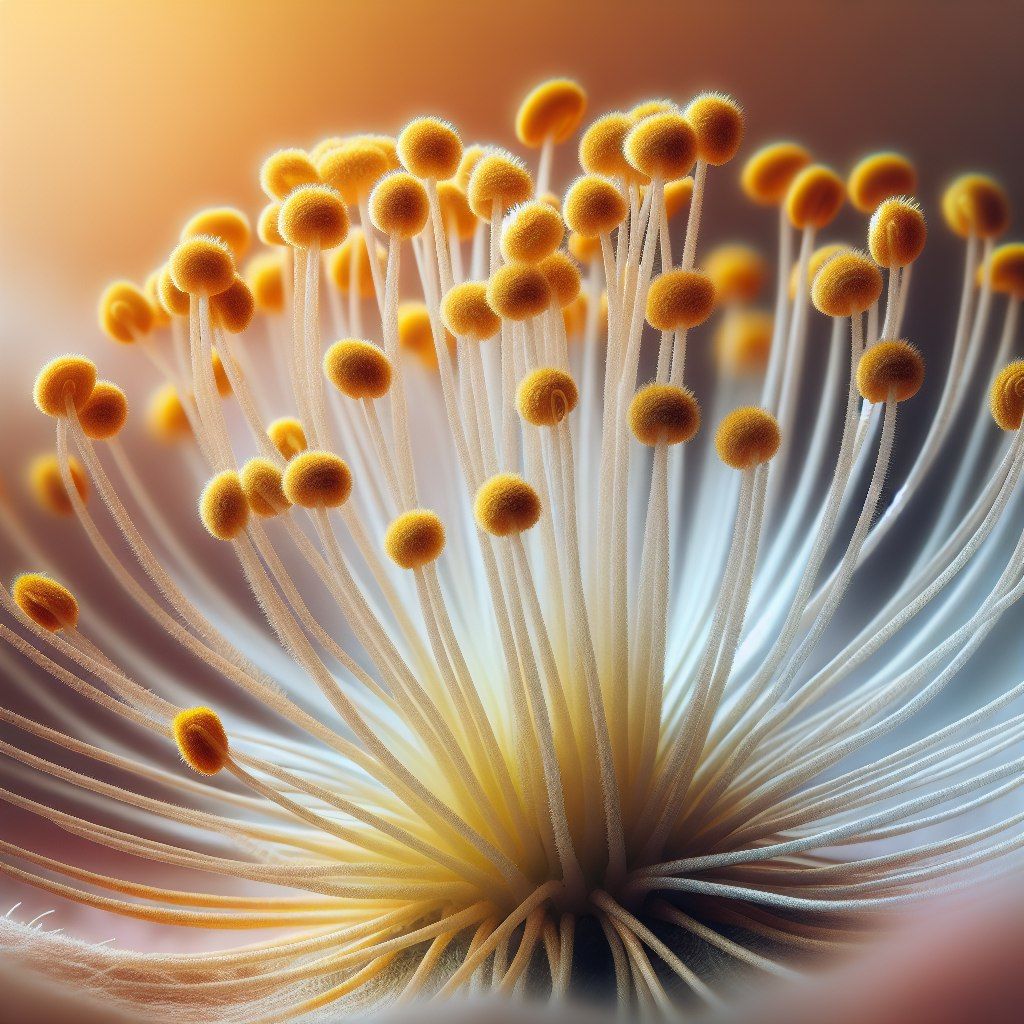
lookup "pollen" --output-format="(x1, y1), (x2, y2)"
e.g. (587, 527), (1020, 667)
(563, 175), (628, 237)
(260, 148), (320, 201)
(785, 164), (845, 230)
(318, 139), (391, 204)
(500, 202), (565, 263)
(384, 509), (447, 569)
(173, 707), (230, 776)
(442, 282), (501, 341)
(455, 144), (486, 189)
(11, 573), (79, 632)
(398, 117), (463, 180)
(146, 384), (191, 442)
(663, 175), (694, 220)
(941, 174), (1011, 239)
(211, 275), (256, 333)
(282, 451), (353, 508)
(538, 251), (582, 307)
(158, 265), (191, 316)
(990, 360), (1024, 430)
(245, 252), (286, 313)
(741, 141), (812, 205)
(568, 231), (601, 263)
(856, 339), (925, 403)
(467, 151), (534, 221)
(324, 339), (392, 400)
(99, 280), (155, 344)
(868, 197), (927, 268)
(199, 471), (249, 541)
(144, 271), (170, 328)
(279, 183), (349, 250)
(33, 355), (97, 418)
(78, 380), (129, 440)
(683, 91), (745, 165)
(398, 302), (450, 368)
(267, 417), (307, 460)
(847, 152), (917, 213)
(516, 78), (587, 147)
(29, 453), (87, 516)
(715, 407), (782, 468)
(629, 383), (701, 445)
(811, 250), (884, 317)
(169, 236), (236, 297)
(646, 269), (717, 331)
(370, 172), (430, 238)
(790, 242), (852, 300)
(487, 264), (552, 321)
(181, 207), (252, 261)
(987, 243), (1024, 298)
(624, 112), (697, 181)
(474, 473), (542, 536)
(579, 112), (634, 180)
(258, 202), (287, 247)
(240, 458), (292, 518)
(517, 367), (579, 426)
(704, 244), (767, 303)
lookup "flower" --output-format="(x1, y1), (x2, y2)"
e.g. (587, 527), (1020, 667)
(1, 77), (1023, 1021)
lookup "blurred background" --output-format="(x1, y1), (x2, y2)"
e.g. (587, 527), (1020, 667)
(1, 0), (1023, 961)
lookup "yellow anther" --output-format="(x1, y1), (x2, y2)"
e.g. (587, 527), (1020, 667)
(990, 361), (1024, 430)
(324, 339), (392, 400)
(442, 282), (501, 341)
(568, 231), (602, 263)
(811, 250), (884, 317)
(646, 270), (717, 331)
(664, 176), (694, 220)
(579, 112), (635, 181)
(328, 230), (383, 299)
(942, 174), (1010, 239)
(174, 707), (230, 776)
(147, 384), (192, 443)
(318, 139), (390, 204)
(260, 148), (319, 201)
(624, 113), (697, 181)
(684, 92), (745, 166)
(211, 275), (255, 334)
(33, 355), (97, 418)
(848, 153), (917, 214)
(258, 202), (287, 247)
(181, 207), (251, 261)
(199, 471), (248, 541)
(384, 509), (447, 569)
(856, 340), (925, 403)
(869, 197), (927, 269)
(715, 407), (781, 468)
(370, 172), (430, 239)
(741, 142), (812, 206)
(11, 574), (79, 632)
(563, 175), (628, 237)
(267, 417), (307, 460)
(629, 99), (677, 122)
(99, 280), (155, 344)
(30, 453), (87, 516)
(785, 165), (845, 230)
(158, 265), (191, 316)
(283, 451), (352, 509)
(988, 243), (1024, 299)
(501, 202), (565, 263)
(79, 381), (128, 441)
(398, 117), (463, 180)
(279, 184), (349, 250)
(517, 367), (579, 427)
(516, 78), (587, 147)
(144, 271), (170, 328)
(240, 458), (291, 518)
(467, 151), (534, 221)
(629, 384), (701, 445)
(169, 236), (236, 297)
(539, 251), (582, 308)
(487, 264), (552, 321)
(790, 242), (852, 300)
(715, 309), (773, 376)
(397, 302), (451, 369)
(704, 244), (767, 304)
(246, 253), (286, 314)
(474, 473), (542, 536)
